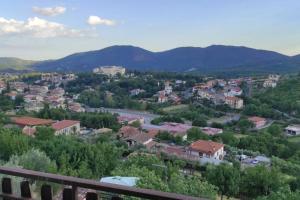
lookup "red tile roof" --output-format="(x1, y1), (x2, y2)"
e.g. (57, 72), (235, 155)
(190, 140), (224, 155)
(248, 116), (266, 123)
(12, 117), (54, 126)
(118, 126), (140, 138)
(51, 120), (80, 131)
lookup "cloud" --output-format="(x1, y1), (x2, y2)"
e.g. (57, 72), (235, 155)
(87, 16), (115, 26)
(32, 6), (66, 16)
(0, 17), (86, 38)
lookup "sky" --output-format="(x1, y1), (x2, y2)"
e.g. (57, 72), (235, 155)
(1, 0), (300, 60)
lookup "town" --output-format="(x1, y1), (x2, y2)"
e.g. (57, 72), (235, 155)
(0, 65), (299, 199)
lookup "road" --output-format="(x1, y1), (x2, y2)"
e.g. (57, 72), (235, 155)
(85, 107), (161, 124)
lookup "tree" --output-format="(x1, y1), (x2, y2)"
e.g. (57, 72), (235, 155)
(7, 149), (57, 173)
(187, 127), (209, 141)
(35, 126), (55, 140)
(267, 124), (282, 137)
(0, 128), (29, 160)
(113, 154), (217, 199)
(206, 164), (240, 200)
(192, 117), (207, 127)
(241, 166), (283, 198)
(237, 119), (254, 133)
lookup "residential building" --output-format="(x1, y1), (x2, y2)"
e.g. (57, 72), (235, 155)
(118, 126), (157, 147)
(157, 91), (167, 103)
(130, 89), (145, 96)
(164, 81), (173, 95)
(189, 140), (225, 160)
(68, 102), (85, 112)
(285, 125), (300, 136)
(224, 87), (243, 96)
(225, 96), (244, 109)
(11, 116), (54, 128)
(248, 116), (267, 129)
(24, 101), (44, 112)
(268, 74), (280, 81)
(142, 122), (192, 140)
(201, 127), (223, 136)
(117, 115), (145, 125)
(93, 66), (126, 76)
(6, 91), (18, 100)
(51, 120), (80, 135)
(263, 79), (277, 88)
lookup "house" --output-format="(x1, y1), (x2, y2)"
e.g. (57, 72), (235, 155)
(117, 115), (144, 125)
(157, 91), (168, 103)
(68, 102), (85, 112)
(22, 126), (36, 137)
(169, 93), (181, 104)
(49, 88), (65, 97)
(285, 125), (300, 136)
(51, 120), (80, 135)
(6, 91), (18, 100)
(225, 96), (244, 109)
(263, 80), (277, 88)
(201, 127), (223, 136)
(130, 89), (145, 96)
(142, 122), (192, 140)
(268, 74), (280, 81)
(164, 81), (173, 95)
(225, 87), (243, 96)
(248, 116), (267, 129)
(118, 126), (158, 147)
(0, 81), (6, 94)
(93, 66), (126, 76)
(11, 116), (54, 128)
(24, 101), (44, 112)
(189, 140), (225, 160)
(118, 126), (141, 138)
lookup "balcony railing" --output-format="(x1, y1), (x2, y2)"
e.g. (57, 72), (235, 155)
(0, 166), (205, 200)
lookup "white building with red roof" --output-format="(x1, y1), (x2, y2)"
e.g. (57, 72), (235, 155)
(248, 116), (267, 129)
(51, 120), (80, 135)
(189, 140), (225, 160)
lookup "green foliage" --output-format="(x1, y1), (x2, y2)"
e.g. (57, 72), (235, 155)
(187, 127), (209, 141)
(7, 149), (57, 173)
(155, 131), (183, 145)
(35, 126), (55, 140)
(37, 106), (120, 130)
(206, 164), (240, 199)
(256, 186), (300, 200)
(0, 127), (30, 160)
(241, 166), (283, 198)
(257, 76), (300, 117)
(192, 117), (207, 127)
(237, 118), (254, 133)
(151, 115), (184, 125)
(112, 154), (217, 199)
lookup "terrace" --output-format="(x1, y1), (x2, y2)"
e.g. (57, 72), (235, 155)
(0, 167), (205, 200)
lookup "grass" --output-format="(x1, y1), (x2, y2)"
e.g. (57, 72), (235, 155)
(234, 134), (249, 139)
(162, 104), (189, 113)
(287, 135), (300, 143)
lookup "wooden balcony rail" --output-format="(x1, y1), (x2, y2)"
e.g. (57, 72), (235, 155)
(0, 166), (206, 200)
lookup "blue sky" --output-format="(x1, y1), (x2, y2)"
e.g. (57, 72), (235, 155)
(1, 0), (300, 60)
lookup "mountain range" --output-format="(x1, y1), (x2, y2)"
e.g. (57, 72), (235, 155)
(1, 45), (300, 74)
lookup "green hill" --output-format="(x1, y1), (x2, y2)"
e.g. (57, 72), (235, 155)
(0, 57), (35, 70)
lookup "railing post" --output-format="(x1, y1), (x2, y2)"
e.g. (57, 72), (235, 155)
(72, 185), (78, 200)
(20, 180), (32, 198)
(41, 184), (52, 200)
(1, 178), (12, 200)
(86, 192), (98, 200)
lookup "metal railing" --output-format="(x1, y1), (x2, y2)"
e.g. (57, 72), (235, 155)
(0, 167), (205, 200)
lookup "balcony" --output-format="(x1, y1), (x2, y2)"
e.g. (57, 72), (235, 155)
(0, 166), (205, 200)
